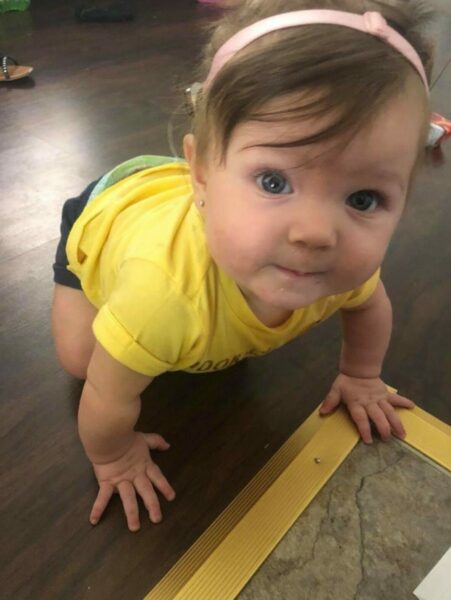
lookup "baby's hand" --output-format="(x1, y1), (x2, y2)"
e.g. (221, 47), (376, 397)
(90, 432), (176, 531)
(320, 374), (415, 443)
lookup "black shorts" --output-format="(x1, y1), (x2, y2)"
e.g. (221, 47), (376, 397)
(52, 178), (101, 290)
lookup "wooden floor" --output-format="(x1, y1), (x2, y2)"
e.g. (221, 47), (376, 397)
(0, 1), (449, 598)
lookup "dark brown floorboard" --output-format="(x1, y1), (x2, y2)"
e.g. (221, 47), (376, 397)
(0, 1), (450, 599)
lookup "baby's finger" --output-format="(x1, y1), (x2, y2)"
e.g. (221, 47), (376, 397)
(134, 473), (162, 523)
(366, 403), (391, 441)
(348, 404), (372, 444)
(118, 481), (140, 532)
(319, 386), (341, 414)
(143, 433), (171, 451)
(90, 482), (114, 525)
(147, 462), (176, 502)
(379, 400), (406, 439)
(386, 393), (415, 409)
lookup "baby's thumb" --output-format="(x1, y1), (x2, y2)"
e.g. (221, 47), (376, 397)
(319, 387), (341, 414)
(143, 433), (171, 451)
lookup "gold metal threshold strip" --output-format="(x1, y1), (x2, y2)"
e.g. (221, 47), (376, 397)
(145, 403), (450, 600)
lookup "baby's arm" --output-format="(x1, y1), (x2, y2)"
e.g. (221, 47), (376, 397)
(320, 280), (415, 442)
(339, 278), (392, 380)
(78, 342), (175, 531)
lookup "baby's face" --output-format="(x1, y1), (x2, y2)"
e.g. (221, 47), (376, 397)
(186, 82), (427, 326)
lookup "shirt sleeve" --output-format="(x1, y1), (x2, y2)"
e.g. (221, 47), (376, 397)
(92, 258), (199, 376)
(341, 268), (381, 310)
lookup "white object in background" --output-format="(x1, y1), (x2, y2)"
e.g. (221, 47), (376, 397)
(413, 546), (451, 600)
(426, 113), (451, 148)
(427, 123), (446, 147)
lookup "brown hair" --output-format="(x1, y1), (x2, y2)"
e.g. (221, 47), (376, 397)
(188, 0), (435, 164)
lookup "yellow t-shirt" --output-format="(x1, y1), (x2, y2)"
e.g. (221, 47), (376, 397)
(66, 162), (380, 376)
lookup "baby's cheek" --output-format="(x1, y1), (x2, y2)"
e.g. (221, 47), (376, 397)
(338, 249), (382, 289)
(207, 218), (256, 269)
(205, 223), (240, 272)
(225, 247), (257, 277)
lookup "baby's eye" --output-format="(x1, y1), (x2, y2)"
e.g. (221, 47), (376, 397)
(346, 190), (380, 212)
(256, 170), (292, 195)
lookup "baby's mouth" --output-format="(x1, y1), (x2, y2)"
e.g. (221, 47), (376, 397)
(275, 264), (325, 278)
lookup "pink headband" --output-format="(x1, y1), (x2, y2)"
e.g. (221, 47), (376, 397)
(204, 10), (429, 92)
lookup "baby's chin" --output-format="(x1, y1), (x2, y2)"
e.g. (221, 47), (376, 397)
(274, 292), (328, 311)
(254, 286), (330, 312)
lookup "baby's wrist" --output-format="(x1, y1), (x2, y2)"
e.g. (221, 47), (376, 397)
(83, 430), (136, 466)
(339, 346), (384, 380)
(339, 364), (381, 379)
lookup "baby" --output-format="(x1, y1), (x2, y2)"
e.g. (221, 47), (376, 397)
(52, 0), (440, 531)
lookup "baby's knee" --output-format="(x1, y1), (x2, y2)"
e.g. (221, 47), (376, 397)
(56, 349), (89, 380)
(51, 284), (97, 379)
(52, 321), (93, 379)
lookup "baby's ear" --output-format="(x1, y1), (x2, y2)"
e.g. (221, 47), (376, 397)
(183, 134), (208, 198)
(183, 133), (195, 164)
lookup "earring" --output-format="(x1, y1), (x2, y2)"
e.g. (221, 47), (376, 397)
(199, 199), (205, 207)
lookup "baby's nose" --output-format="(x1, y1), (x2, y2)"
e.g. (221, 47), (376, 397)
(287, 202), (337, 249)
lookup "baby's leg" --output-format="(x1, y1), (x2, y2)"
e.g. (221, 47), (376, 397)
(51, 284), (97, 379)
(52, 177), (102, 379)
